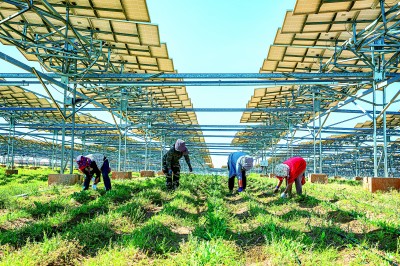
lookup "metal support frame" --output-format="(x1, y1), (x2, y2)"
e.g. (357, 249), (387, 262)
(0, 0), (399, 173)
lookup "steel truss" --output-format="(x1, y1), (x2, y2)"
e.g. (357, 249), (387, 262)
(0, 0), (399, 175)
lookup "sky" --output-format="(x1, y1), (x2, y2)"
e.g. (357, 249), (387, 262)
(146, 0), (297, 167)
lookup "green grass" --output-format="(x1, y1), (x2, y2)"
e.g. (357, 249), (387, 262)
(0, 168), (399, 265)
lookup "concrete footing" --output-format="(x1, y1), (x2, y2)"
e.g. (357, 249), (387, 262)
(363, 177), (400, 193)
(48, 174), (82, 186)
(156, 171), (165, 176)
(5, 169), (18, 175)
(309, 173), (328, 184)
(111, 172), (132, 180)
(140, 170), (155, 177)
(269, 173), (276, 179)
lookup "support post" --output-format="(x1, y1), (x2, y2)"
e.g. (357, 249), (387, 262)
(383, 86), (388, 177)
(60, 77), (67, 174)
(312, 92), (317, 173)
(124, 124), (127, 172)
(60, 5), (70, 174)
(372, 48), (378, 177)
(69, 80), (77, 174)
(160, 134), (164, 171)
(7, 117), (15, 169)
(317, 99), (322, 174)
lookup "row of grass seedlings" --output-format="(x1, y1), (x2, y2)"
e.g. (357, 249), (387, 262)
(1, 171), (399, 264)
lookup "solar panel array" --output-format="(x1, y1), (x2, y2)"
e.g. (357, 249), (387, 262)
(355, 111), (400, 128)
(0, 0), (212, 167)
(0, 82), (107, 125)
(261, 0), (399, 73)
(234, 0), (399, 150)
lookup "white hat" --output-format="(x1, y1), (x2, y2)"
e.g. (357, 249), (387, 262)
(274, 163), (289, 177)
(240, 156), (254, 171)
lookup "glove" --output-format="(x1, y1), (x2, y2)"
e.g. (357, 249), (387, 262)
(168, 169), (172, 175)
(273, 187), (279, 193)
(92, 184), (97, 190)
(280, 192), (287, 198)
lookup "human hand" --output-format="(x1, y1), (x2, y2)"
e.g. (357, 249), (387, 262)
(273, 186), (279, 193)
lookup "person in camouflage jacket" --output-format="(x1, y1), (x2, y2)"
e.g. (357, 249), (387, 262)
(162, 139), (193, 190)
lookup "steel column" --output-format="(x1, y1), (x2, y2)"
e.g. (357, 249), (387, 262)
(383, 86), (388, 177)
(312, 92), (317, 173)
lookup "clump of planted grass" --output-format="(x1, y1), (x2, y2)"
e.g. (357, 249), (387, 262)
(122, 219), (179, 254)
(264, 234), (339, 265)
(172, 236), (243, 265)
(0, 234), (83, 266)
(0, 193), (11, 210)
(193, 197), (230, 240)
(117, 201), (146, 224)
(82, 245), (148, 266)
(27, 199), (67, 218)
(71, 190), (99, 204)
(0, 221), (56, 247)
(101, 184), (135, 204)
(66, 221), (119, 256)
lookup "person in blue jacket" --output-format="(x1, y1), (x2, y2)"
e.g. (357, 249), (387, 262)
(227, 152), (254, 193)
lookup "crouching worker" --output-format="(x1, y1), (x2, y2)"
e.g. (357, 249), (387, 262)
(227, 152), (254, 193)
(76, 153), (112, 191)
(162, 139), (193, 190)
(274, 157), (306, 198)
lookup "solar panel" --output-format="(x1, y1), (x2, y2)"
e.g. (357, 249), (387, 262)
(236, 0), (398, 151)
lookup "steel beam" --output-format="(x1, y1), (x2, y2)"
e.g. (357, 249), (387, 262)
(0, 79), (358, 86)
(0, 72), (375, 79)
(3, 107), (399, 115)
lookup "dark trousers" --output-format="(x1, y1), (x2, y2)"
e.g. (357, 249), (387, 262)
(228, 170), (247, 191)
(83, 175), (92, 190)
(101, 159), (112, 191)
(163, 165), (180, 189)
(287, 172), (304, 195)
(83, 159), (111, 191)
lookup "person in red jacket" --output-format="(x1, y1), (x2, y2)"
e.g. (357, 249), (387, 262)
(273, 157), (306, 198)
